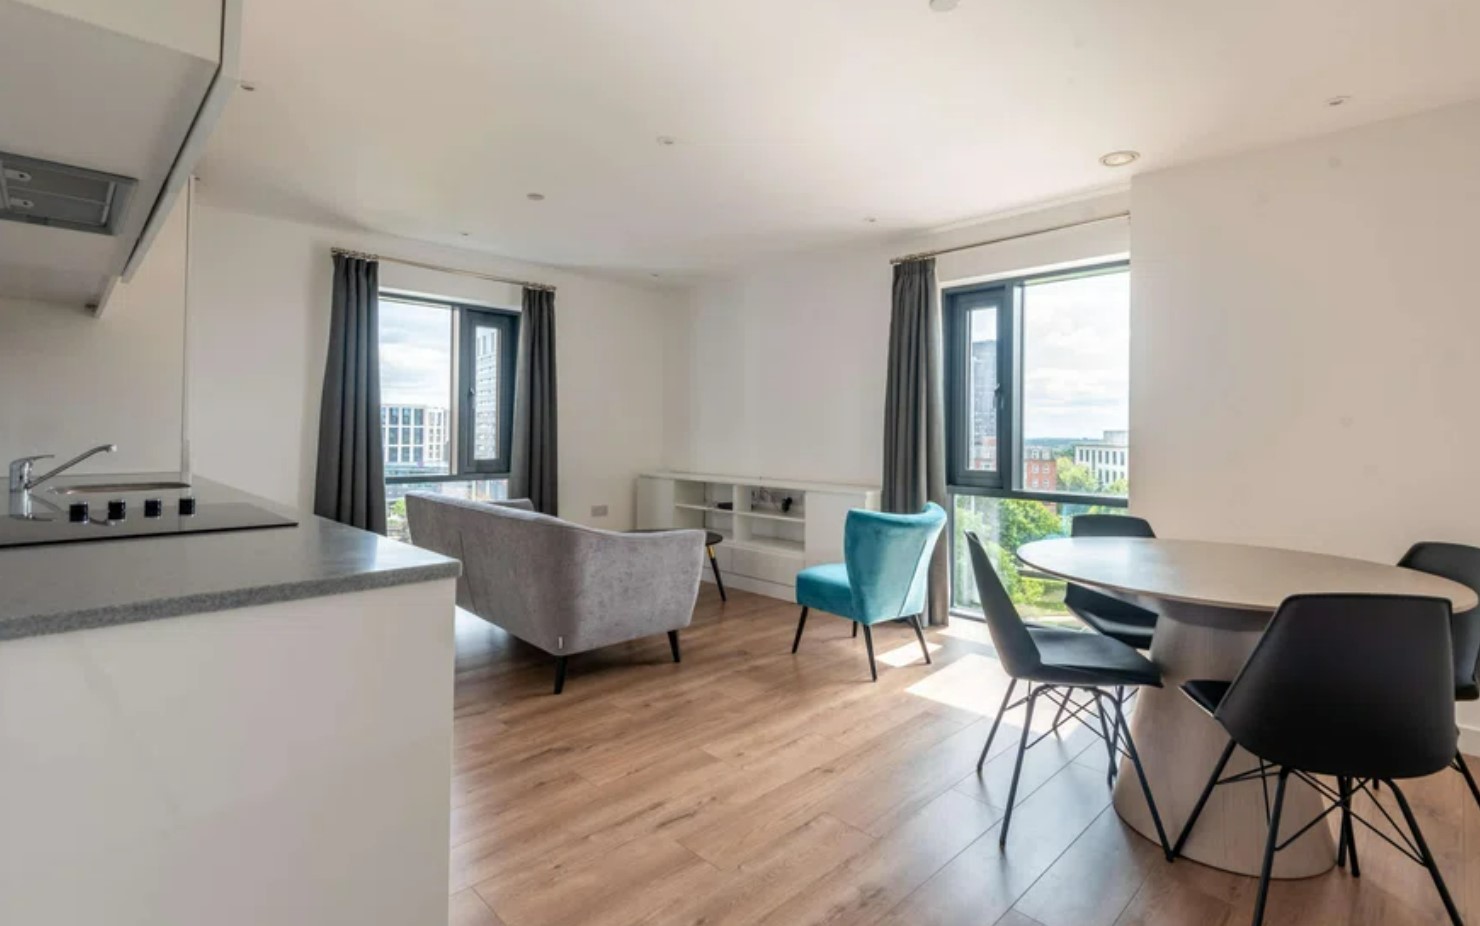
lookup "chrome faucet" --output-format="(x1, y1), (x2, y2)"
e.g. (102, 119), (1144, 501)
(8, 444), (117, 492)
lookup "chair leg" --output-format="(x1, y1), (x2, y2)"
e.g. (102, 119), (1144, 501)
(1000, 685), (1040, 847)
(1338, 776), (1360, 877)
(1172, 737), (1237, 859)
(707, 546), (728, 602)
(1454, 750), (1480, 810)
(1110, 690), (1172, 860)
(791, 607), (808, 654)
(1091, 689), (1118, 787)
(553, 656), (569, 695)
(862, 624), (878, 681)
(1251, 768), (1291, 926)
(1388, 780), (1463, 926)
(852, 621), (859, 638)
(978, 678), (1019, 771)
(908, 615), (932, 665)
(668, 630), (681, 664)
(1051, 693), (1069, 735)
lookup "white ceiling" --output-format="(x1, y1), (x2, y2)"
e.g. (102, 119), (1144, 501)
(197, 0), (1480, 276)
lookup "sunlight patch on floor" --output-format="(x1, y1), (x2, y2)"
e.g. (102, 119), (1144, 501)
(934, 620), (995, 646)
(904, 652), (1091, 734)
(876, 640), (943, 668)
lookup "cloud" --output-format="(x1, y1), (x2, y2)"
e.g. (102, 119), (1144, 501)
(380, 299), (453, 408)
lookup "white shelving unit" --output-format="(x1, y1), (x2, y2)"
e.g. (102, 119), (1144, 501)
(637, 471), (881, 600)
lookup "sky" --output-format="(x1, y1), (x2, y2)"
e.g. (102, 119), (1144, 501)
(380, 298), (453, 409)
(973, 270), (1130, 441)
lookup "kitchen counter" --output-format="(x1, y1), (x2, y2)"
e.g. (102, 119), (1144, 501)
(0, 474), (460, 641)
(0, 474), (462, 926)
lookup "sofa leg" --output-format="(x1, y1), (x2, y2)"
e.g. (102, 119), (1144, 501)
(791, 607), (809, 653)
(668, 630), (681, 664)
(553, 656), (569, 695)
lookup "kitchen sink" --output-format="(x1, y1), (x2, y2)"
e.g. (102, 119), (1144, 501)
(53, 481), (193, 494)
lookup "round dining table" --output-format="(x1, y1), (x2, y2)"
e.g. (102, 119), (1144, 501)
(1015, 536), (1478, 878)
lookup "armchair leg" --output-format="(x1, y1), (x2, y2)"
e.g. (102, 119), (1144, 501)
(553, 656), (569, 695)
(852, 621), (859, 638)
(791, 607), (809, 653)
(908, 615), (932, 665)
(862, 624), (878, 681)
(668, 630), (681, 663)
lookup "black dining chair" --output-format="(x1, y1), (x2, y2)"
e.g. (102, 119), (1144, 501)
(1171, 594), (1460, 926)
(1064, 514), (1160, 649)
(1399, 541), (1480, 809)
(965, 532), (1171, 855)
(1053, 514), (1163, 745)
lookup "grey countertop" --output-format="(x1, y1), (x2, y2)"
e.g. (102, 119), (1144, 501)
(0, 474), (461, 642)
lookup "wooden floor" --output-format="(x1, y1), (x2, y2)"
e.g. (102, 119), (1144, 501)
(447, 586), (1480, 926)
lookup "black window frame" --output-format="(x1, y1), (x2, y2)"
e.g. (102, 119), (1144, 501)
(379, 292), (520, 487)
(944, 259), (1131, 509)
(458, 307), (519, 476)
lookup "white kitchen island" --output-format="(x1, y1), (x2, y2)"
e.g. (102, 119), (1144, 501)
(0, 478), (460, 926)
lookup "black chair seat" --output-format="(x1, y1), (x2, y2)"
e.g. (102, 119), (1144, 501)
(1029, 626), (1163, 687)
(1069, 603), (1158, 650)
(1181, 679), (1232, 716)
(1459, 681), (1479, 702)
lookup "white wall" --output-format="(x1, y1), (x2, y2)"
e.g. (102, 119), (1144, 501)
(666, 192), (1131, 486)
(1131, 102), (1480, 556)
(1130, 100), (1480, 742)
(187, 201), (682, 528)
(0, 194), (681, 530)
(0, 196), (187, 475)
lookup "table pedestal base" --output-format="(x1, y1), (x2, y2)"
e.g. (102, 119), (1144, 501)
(1111, 614), (1336, 878)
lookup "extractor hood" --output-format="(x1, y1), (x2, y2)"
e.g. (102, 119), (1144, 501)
(0, 0), (240, 313)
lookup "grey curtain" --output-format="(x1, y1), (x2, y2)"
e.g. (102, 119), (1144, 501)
(510, 286), (559, 515)
(313, 254), (387, 534)
(883, 258), (949, 625)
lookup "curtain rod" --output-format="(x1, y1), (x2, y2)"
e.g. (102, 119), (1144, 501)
(331, 247), (556, 292)
(890, 211), (1130, 265)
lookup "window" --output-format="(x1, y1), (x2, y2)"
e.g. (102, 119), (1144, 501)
(945, 262), (1130, 621)
(378, 293), (518, 540)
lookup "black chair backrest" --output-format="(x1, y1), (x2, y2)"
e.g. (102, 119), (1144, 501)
(1064, 514), (1157, 615)
(965, 532), (1041, 679)
(1216, 594), (1456, 779)
(1071, 514), (1156, 539)
(1399, 541), (1480, 696)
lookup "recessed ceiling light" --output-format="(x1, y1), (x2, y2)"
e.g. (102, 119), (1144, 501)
(864, 217), (878, 224)
(1326, 95), (1352, 108)
(929, 0), (960, 11)
(239, 80), (257, 92)
(656, 136), (677, 146)
(526, 192), (546, 202)
(459, 231), (470, 237)
(1099, 150), (1140, 168)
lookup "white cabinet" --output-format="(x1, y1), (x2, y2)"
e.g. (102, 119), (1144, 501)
(636, 471), (880, 600)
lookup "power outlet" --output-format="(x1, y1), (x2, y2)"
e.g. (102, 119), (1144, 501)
(590, 504), (609, 518)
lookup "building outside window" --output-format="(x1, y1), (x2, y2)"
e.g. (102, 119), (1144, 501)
(944, 262), (1130, 625)
(378, 294), (518, 541)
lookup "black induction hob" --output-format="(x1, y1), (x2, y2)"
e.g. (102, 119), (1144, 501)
(2, 480), (297, 549)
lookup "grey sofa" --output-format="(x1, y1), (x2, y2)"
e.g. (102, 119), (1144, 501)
(405, 494), (704, 693)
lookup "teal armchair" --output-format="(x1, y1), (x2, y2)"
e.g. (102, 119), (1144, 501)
(791, 502), (948, 680)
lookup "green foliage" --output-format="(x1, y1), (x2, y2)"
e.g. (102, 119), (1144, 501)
(1054, 457), (1099, 494)
(953, 497), (1067, 616)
